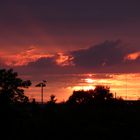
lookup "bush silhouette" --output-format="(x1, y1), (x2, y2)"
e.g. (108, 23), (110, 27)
(0, 69), (31, 104)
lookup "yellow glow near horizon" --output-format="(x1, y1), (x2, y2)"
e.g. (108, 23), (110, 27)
(72, 85), (95, 91)
(25, 73), (140, 102)
(85, 78), (95, 83)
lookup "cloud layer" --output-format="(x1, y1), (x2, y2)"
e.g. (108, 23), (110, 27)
(3, 40), (138, 76)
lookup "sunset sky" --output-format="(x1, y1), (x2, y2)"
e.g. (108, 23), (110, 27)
(0, 0), (140, 102)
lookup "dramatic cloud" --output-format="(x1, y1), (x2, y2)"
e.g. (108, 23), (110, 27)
(12, 40), (140, 75)
(70, 40), (140, 72)
(71, 40), (125, 67)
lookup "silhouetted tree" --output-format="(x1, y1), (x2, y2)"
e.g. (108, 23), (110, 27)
(67, 90), (93, 104)
(47, 95), (57, 105)
(92, 85), (113, 102)
(67, 85), (114, 105)
(0, 69), (31, 104)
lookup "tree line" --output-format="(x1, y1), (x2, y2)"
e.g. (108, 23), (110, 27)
(0, 68), (122, 105)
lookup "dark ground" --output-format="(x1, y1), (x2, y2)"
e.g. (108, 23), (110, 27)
(1, 101), (140, 140)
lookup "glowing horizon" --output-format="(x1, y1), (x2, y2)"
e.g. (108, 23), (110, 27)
(24, 73), (140, 102)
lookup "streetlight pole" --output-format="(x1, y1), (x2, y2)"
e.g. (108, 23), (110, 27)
(36, 80), (47, 104)
(41, 83), (43, 104)
(126, 74), (127, 100)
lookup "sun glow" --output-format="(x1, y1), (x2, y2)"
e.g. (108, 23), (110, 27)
(25, 73), (140, 102)
(72, 85), (95, 91)
(85, 78), (94, 83)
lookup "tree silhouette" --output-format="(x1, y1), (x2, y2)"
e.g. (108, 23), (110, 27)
(92, 85), (113, 102)
(0, 69), (31, 104)
(67, 85), (113, 104)
(47, 95), (57, 105)
(67, 90), (93, 104)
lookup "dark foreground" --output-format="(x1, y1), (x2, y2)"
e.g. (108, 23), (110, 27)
(1, 101), (140, 140)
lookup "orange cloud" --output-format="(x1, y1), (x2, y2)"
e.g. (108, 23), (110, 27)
(1, 47), (54, 66)
(55, 53), (74, 66)
(124, 51), (140, 61)
(0, 47), (75, 67)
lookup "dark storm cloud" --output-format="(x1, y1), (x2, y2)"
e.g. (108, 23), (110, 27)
(15, 57), (78, 76)
(16, 57), (58, 75)
(71, 40), (125, 67)
(70, 40), (140, 72)
(13, 40), (140, 74)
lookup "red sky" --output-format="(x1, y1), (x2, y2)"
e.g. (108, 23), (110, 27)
(0, 0), (140, 101)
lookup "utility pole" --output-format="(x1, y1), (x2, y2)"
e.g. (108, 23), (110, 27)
(36, 80), (47, 104)
(126, 74), (127, 100)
